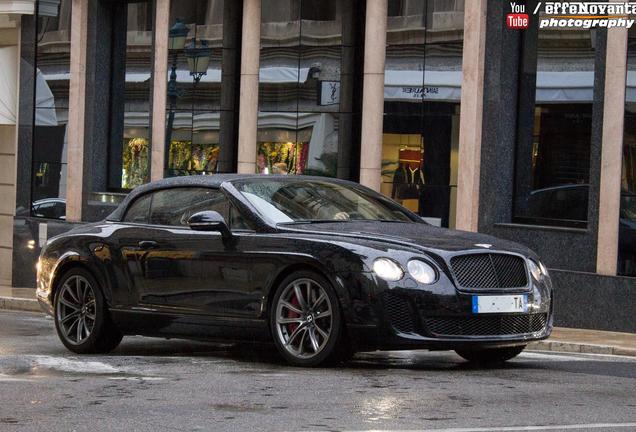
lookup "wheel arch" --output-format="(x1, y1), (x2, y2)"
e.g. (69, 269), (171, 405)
(263, 261), (351, 322)
(49, 256), (111, 307)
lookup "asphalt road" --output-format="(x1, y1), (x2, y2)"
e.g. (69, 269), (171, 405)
(0, 310), (635, 432)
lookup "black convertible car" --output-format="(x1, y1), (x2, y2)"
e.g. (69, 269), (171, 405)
(37, 175), (553, 366)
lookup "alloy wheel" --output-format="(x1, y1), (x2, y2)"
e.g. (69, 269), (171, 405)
(275, 278), (333, 359)
(56, 275), (96, 345)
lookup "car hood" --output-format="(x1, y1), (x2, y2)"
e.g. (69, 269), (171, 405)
(278, 221), (533, 256)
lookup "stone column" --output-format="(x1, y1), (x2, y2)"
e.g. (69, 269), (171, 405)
(0, 22), (20, 286)
(236, 0), (261, 174)
(455, 0), (487, 232)
(66, 0), (89, 222)
(597, 27), (628, 276)
(150, 0), (169, 181)
(359, 0), (388, 192)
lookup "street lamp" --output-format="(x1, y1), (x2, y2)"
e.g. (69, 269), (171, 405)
(168, 19), (188, 50)
(185, 41), (212, 83)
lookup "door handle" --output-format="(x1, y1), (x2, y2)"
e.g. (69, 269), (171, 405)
(138, 240), (159, 250)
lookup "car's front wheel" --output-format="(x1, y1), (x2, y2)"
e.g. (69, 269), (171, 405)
(54, 267), (123, 354)
(455, 345), (526, 364)
(270, 271), (345, 366)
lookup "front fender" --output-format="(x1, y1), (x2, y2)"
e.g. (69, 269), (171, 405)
(36, 250), (83, 315)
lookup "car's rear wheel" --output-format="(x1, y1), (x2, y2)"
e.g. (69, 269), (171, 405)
(455, 345), (526, 364)
(270, 271), (344, 367)
(54, 268), (123, 354)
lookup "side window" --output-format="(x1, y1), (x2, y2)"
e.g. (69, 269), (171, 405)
(149, 188), (230, 226)
(123, 194), (152, 223)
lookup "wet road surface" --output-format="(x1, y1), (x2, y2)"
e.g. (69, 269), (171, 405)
(0, 310), (635, 432)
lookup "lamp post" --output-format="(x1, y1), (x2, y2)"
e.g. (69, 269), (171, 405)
(164, 19), (211, 176)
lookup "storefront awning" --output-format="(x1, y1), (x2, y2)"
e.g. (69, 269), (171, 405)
(35, 69), (58, 126)
(0, 48), (57, 126)
(0, 47), (18, 125)
(44, 66), (310, 85)
(383, 70), (604, 104)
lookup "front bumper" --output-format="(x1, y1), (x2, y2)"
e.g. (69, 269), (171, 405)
(341, 271), (553, 351)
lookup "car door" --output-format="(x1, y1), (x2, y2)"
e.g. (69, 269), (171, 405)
(137, 187), (262, 319)
(112, 192), (154, 307)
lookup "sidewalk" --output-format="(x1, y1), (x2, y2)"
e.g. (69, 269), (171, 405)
(1, 286), (635, 357)
(0, 286), (41, 312)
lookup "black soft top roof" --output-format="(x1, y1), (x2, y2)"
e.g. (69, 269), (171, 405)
(105, 174), (361, 222)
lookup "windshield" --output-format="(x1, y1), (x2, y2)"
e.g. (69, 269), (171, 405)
(233, 179), (415, 224)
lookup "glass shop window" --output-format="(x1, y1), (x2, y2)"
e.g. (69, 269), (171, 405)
(513, 15), (596, 228)
(108, 1), (153, 191)
(164, 0), (241, 177)
(258, 0), (364, 179)
(30, 0), (72, 219)
(380, 0), (464, 228)
(619, 29), (636, 277)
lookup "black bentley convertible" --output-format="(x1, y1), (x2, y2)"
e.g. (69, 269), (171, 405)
(37, 175), (553, 366)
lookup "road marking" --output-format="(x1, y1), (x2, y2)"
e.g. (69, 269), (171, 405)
(31, 355), (121, 374)
(355, 422), (636, 432)
(108, 376), (165, 381)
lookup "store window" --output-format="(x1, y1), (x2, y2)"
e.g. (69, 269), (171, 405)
(257, 0), (363, 179)
(165, 0), (241, 177)
(619, 28), (636, 277)
(109, 2), (154, 191)
(381, 0), (464, 228)
(513, 9), (596, 228)
(30, 0), (72, 219)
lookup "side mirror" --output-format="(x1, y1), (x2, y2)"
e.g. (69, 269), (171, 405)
(187, 211), (232, 240)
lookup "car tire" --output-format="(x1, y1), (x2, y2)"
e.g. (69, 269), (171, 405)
(54, 267), (123, 354)
(269, 270), (345, 367)
(454, 345), (526, 364)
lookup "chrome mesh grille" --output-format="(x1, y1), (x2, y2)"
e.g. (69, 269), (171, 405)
(450, 253), (528, 289)
(424, 313), (547, 336)
(381, 292), (415, 333)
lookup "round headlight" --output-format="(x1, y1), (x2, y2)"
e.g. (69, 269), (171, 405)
(373, 258), (404, 282)
(528, 259), (545, 281)
(407, 260), (437, 284)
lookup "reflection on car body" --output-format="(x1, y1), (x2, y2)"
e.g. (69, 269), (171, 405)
(36, 175), (553, 366)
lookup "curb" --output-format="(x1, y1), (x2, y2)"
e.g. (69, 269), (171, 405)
(528, 340), (636, 357)
(0, 296), (42, 313)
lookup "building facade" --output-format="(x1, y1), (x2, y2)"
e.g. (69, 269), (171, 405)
(1, 0), (635, 332)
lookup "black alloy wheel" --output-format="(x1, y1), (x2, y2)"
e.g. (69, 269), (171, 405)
(270, 271), (345, 366)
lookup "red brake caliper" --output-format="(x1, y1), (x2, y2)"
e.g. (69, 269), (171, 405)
(287, 294), (301, 334)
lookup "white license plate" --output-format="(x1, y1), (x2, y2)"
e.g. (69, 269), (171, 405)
(472, 294), (528, 314)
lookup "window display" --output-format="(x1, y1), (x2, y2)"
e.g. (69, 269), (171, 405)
(257, 142), (309, 175)
(167, 140), (219, 176)
(121, 138), (149, 189)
